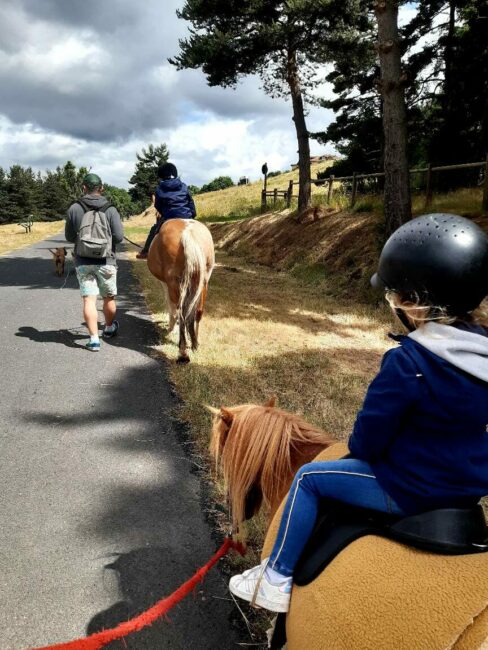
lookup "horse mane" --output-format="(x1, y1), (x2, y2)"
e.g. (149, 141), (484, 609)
(210, 403), (333, 528)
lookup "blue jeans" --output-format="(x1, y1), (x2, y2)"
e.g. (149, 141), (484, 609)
(141, 220), (163, 254)
(269, 459), (405, 577)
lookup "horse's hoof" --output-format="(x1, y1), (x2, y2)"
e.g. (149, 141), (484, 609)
(177, 355), (190, 364)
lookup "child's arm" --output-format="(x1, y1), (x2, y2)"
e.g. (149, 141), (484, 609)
(348, 349), (421, 462)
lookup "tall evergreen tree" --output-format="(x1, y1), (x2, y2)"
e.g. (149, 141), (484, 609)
(0, 167), (9, 223)
(128, 143), (169, 207)
(41, 170), (70, 219)
(5, 165), (39, 222)
(375, 0), (411, 233)
(171, 0), (369, 211)
(315, 1), (487, 185)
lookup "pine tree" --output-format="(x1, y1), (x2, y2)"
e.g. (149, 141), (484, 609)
(128, 143), (169, 208)
(0, 167), (9, 223)
(375, 0), (411, 233)
(5, 166), (39, 223)
(41, 170), (70, 219)
(171, 0), (368, 211)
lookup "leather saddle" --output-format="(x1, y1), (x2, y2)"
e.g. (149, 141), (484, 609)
(293, 501), (488, 586)
(269, 502), (488, 649)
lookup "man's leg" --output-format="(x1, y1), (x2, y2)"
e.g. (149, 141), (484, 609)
(103, 296), (116, 327)
(82, 296), (99, 336)
(98, 265), (119, 336)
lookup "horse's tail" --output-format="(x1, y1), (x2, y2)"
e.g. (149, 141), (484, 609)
(179, 225), (206, 350)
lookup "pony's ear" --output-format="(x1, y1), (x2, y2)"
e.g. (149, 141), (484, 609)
(219, 407), (234, 426)
(264, 396), (277, 408)
(204, 404), (220, 417)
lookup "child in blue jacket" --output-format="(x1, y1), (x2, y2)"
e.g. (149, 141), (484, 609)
(230, 213), (488, 613)
(136, 162), (196, 259)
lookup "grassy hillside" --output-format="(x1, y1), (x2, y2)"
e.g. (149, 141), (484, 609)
(194, 161), (334, 221)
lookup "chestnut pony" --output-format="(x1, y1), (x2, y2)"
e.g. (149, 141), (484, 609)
(147, 218), (214, 363)
(208, 399), (488, 649)
(208, 397), (333, 529)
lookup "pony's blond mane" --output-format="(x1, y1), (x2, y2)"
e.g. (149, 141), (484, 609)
(210, 404), (333, 528)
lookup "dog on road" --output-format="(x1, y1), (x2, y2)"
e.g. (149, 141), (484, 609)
(49, 247), (67, 276)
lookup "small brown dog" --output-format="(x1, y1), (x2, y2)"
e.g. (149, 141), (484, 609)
(49, 247), (67, 276)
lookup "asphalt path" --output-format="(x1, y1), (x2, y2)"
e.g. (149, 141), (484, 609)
(0, 234), (239, 649)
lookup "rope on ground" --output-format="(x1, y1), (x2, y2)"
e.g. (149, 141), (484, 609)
(60, 258), (74, 290)
(28, 537), (245, 650)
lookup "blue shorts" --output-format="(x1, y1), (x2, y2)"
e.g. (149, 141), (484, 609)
(75, 265), (117, 298)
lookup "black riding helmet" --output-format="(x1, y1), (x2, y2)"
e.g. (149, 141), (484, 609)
(371, 214), (488, 316)
(158, 162), (178, 179)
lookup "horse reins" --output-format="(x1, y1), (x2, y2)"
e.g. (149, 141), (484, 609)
(123, 235), (143, 249)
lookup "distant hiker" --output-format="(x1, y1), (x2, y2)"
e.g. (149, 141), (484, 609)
(136, 163), (196, 260)
(65, 173), (124, 351)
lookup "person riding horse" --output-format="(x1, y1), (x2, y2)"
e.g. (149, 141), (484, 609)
(136, 163), (196, 260)
(229, 213), (488, 613)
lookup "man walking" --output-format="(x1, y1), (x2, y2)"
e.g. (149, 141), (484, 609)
(65, 173), (124, 351)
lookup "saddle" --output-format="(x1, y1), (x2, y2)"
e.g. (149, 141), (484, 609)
(270, 502), (488, 649)
(293, 501), (488, 586)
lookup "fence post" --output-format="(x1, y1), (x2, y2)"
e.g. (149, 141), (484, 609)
(261, 189), (267, 213)
(287, 180), (293, 208)
(327, 175), (334, 204)
(273, 187), (278, 207)
(351, 173), (358, 207)
(425, 163), (433, 208)
(483, 154), (488, 211)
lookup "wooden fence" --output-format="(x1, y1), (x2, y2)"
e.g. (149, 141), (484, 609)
(261, 157), (488, 212)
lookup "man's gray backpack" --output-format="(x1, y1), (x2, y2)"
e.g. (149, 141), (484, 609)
(75, 199), (113, 259)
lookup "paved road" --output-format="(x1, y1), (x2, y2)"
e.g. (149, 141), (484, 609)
(0, 235), (238, 649)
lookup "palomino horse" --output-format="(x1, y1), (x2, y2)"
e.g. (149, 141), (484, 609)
(147, 218), (214, 362)
(209, 400), (488, 649)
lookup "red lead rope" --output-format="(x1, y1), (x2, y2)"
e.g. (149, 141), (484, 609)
(29, 537), (245, 650)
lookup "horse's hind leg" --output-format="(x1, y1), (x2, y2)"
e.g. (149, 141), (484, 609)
(177, 318), (190, 364)
(163, 282), (178, 333)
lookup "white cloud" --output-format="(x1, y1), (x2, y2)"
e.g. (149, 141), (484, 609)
(0, 0), (339, 188)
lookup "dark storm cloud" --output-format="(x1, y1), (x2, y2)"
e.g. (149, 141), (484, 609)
(0, 0), (293, 143)
(19, 0), (138, 30)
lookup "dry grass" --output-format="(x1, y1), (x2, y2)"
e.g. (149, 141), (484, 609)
(194, 161), (334, 221)
(0, 221), (64, 256)
(125, 212), (394, 463)
(126, 189), (487, 637)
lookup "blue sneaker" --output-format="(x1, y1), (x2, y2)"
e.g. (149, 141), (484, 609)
(86, 340), (101, 352)
(102, 320), (119, 338)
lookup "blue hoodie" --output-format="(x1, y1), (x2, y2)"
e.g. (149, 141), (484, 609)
(348, 322), (488, 514)
(155, 178), (196, 221)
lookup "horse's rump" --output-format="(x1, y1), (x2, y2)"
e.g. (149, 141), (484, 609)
(147, 218), (214, 359)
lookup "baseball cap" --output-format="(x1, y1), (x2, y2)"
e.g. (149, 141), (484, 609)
(82, 173), (103, 189)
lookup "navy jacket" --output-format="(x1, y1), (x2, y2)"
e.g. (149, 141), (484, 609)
(155, 178), (196, 221)
(348, 327), (488, 514)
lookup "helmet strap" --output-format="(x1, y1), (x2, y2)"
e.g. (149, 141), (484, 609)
(395, 308), (415, 332)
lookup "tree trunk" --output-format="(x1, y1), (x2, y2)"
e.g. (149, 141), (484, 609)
(374, 1), (411, 236)
(287, 46), (311, 212)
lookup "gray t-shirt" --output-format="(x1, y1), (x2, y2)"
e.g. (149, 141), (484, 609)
(65, 193), (124, 266)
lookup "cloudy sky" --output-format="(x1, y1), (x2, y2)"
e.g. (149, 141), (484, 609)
(0, 0), (343, 189)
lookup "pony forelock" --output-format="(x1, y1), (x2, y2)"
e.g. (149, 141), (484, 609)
(210, 403), (333, 528)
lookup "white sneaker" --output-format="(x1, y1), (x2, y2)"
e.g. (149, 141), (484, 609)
(229, 559), (292, 613)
